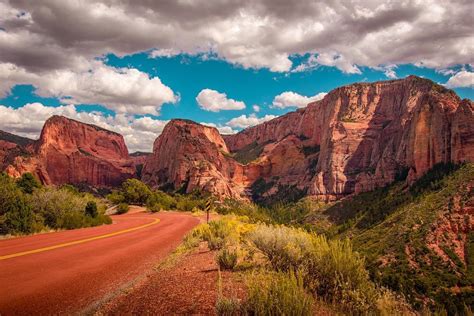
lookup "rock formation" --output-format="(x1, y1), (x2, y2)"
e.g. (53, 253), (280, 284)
(4, 116), (135, 186)
(0, 131), (34, 170)
(143, 76), (474, 200)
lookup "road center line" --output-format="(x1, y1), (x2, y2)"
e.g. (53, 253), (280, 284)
(0, 217), (161, 261)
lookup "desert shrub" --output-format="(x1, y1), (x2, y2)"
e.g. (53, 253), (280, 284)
(16, 172), (41, 194)
(106, 190), (125, 204)
(216, 199), (272, 223)
(85, 201), (98, 217)
(175, 194), (206, 212)
(0, 173), (35, 234)
(249, 225), (312, 271)
(249, 224), (379, 313)
(29, 187), (110, 230)
(116, 203), (129, 214)
(121, 179), (152, 205)
(217, 248), (238, 270)
(245, 270), (314, 316)
(216, 297), (243, 316)
(146, 190), (177, 212)
(185, 216), (255, 252)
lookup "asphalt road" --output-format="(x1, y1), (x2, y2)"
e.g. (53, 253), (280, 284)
(0, 209), (199, 315)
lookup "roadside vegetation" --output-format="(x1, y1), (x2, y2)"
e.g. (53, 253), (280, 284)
(0, 172), (111, 236)
(182, 215), (412, 315)
(106, 178), (209, 213)
(174, 162), (473, 315)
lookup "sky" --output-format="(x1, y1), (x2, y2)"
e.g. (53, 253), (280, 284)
(0, 1), (473, 152)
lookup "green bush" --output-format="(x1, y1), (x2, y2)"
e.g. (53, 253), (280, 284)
(0, 173), (35, 234)
(217, 248), (238, 270)
(85, 201), (98, 217)
(146, 190), (177, 212)
(30, 187), (110, 230)
(0, 173), (111, 235)
(249, 224), (378, 313)
(121, 179), (152, 205)
(16, 172), (41, 194)
(106, 190), (125, 204)
(216, 297), (243, 316)
(175, 194), (205, 212)
(246, 270), (314, 316)
(116, 203), (129, 214)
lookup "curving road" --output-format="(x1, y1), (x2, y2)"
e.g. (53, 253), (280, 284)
(0, 208), (199, 315)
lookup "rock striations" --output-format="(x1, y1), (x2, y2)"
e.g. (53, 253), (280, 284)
(2, 76), (472, 199)
(143, 76), (474, 200)
(4, 116), (135, 186)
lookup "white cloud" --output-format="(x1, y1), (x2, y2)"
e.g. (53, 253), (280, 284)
(0, 103), (167, 152)
(1, 0), (472, 81)
(149, 48), (181, 58)
(445, 70), (474, 88)
(200, 122), (237, 135)
(0, 61), (178, 115)
(314, 53), (361, 74)
(272, 91), (327, 109)
(196, 89), (246, 112)
(226, 114), (277, 129)
(252, 105), (261, 112)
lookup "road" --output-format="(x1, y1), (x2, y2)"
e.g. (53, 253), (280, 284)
(0, 208), (200, 315)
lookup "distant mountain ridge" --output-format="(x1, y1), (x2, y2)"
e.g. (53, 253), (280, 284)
(3, 115), (135, 186)
(0, 130), (34, 147)
(142, 76), (474, 201)
(1, 76), (473, 199)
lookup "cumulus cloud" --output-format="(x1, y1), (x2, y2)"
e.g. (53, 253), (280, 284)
(226, 114), (277, 129)
(1, 0), (472, 78)
(252, 105), (260, 112)
(196, 89), (246, 112)
(445, 70), (474, 88)
(313, 53), (361, 74)
(272, 91), (327, 109)
(0, 62), (178, 115)
(0, 103), (167, 152)
(200, 122), (237, 135)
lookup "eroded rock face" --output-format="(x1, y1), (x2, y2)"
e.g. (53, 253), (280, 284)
(5, 116), (135, 186)
(144, 76), (473, 201)
(141, 119), (250, 199)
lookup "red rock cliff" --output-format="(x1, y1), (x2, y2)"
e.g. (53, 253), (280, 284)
(145, 76), (473, 200)
(141, 119), (250, 199)
(5, 116), (135, 186)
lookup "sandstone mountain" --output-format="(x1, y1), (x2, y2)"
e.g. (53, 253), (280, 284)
(4, 116), (135, 186)
(0, 131), (35, 171)
(142, 76), (473, 201)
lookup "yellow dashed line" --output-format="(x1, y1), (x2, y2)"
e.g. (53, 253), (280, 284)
(0, 217), (160, 261)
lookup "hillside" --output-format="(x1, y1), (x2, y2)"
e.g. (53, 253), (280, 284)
(305, 163), (474, 313)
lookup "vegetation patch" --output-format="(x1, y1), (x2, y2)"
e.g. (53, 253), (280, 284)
(186, 215), (411, 315)
(231, 141), (267, 164)
(0, 172), (111, 235)
(301, 144), (320, 156)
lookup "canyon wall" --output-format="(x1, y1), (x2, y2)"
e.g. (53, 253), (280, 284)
(144, 76), (474, 200)
(5, 116), (135, 186)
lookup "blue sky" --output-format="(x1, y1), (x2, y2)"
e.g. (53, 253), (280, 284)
(0, 1), (472, 152)
(1, 53), (472, 127)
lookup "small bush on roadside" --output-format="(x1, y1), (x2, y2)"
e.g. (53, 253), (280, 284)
(16, 172), (41, 194)
(116, 203), (129, 214)
(249, 224), (380, 313)
(106, 190), (125, 204)
(121, 179), (152, 205)
(85, 201), (98, 217)
(217, 248), (238, 270)
(0, 173), (35, 234)
(245, 270), (314, 316)
(216, 296), (243, 316)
